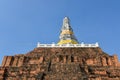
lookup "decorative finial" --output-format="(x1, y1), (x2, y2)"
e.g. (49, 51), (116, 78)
(63, 17), (70, 25)
(58, 17), (79, 44)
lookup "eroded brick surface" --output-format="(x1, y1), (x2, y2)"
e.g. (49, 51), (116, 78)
(0, 47), (120, 80)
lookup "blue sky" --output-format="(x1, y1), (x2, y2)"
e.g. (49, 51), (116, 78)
(0, 0), (120, 64)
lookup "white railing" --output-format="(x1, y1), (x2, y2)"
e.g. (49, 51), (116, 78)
(37, 42), (99, 48)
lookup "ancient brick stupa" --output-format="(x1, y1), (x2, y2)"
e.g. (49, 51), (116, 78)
(0, 17), (120, 80)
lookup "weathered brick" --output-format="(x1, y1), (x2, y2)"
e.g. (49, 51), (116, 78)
(12, 57), (19, 66)
(86, 59), (94, 65)
(101, 57), (107, 66)
(113, 55), (119, 66)
(18, 56), (25, 67)
(1, 56), (7, 67)
(0, 47), (120, 80)
(5, 56), (13, 67)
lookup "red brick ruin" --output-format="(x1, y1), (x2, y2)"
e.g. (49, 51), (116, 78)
(0, 47), (120, 80)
